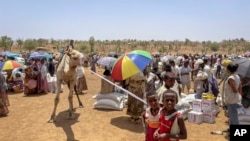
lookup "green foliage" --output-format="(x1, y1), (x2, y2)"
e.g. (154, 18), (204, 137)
(243, 44), (250, 52)
(23, 39), (37, 52)
(227, 45), (234, 54)
(200, 48), (206, 54)
(130, 44), (137, 50)
(0, 35), (13, 51)
(79, 43), (88, 53)
(158, 45), (166, 53)
(184, 38), (190, 46)
(16, 38), (23, 47)
(89, 36), (95, 52)
(37, 38), (47, 47)
(209, 43), (220, 52)
(168, 44), (173, 51)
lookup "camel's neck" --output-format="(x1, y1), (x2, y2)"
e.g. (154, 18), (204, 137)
(56, 54), (70, 73)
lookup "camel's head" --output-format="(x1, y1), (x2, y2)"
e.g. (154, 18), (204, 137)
(69, 49), (83, 67)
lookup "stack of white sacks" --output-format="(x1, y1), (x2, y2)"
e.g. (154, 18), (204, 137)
(92, 91), (127, 111)
(182, 93), (219, 124)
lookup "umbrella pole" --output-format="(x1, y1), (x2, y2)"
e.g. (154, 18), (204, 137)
(89, 69), (147, 105)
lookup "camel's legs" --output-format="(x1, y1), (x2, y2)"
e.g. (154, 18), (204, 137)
(47, 79), (62, 123)
(72, 83), (84, 108)
(67, 79), (75, 119)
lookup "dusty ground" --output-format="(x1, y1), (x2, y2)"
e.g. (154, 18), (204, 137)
(0, 67), (229, 141)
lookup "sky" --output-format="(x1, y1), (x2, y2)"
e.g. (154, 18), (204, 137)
(1, 0), (250, 42)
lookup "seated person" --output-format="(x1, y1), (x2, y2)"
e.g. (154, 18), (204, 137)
(12, 68), (25, 92)
(12, 72), (24, 92)
(194, 72), (213, 99)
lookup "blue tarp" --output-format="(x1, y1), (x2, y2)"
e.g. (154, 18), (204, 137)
(0, 51), (21, 58)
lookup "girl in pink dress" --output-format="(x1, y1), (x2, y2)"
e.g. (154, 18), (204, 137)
(142, 92), (161, 141)
(154, 90), (187, 141)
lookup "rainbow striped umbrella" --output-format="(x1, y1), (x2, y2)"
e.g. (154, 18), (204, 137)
(2, 60), (23, 70)
(111, 50), (152, 80)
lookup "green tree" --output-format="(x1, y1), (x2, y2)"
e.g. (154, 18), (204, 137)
(130, 43), (137, 50)
(23, 39), (37, 52)
(209, 43), (220, 52)
(243, 43), (250, 52)
(115, 40), (121, 53)
(16, 38), (24, 52)
(36, 38), (47, 47)
(0, 36), (13, 51)
(227, 45), (234, 54)
(89, 36), (95, 53)
(79, 43), (88, 53)
(158, 45), (166, 53)
(184, 38), (191, 46)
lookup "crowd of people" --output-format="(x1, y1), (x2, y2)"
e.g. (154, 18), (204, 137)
(0, 49), (88, 117)
(96, 52), (249, 141)
(1, 48), (250, 140)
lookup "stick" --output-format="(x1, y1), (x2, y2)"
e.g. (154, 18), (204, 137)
(89, 69), (147, 105)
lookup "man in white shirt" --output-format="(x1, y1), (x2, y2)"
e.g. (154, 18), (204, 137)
(179, 59), (192, 94)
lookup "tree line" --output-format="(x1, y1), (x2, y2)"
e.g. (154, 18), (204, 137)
(0, 35), (250, 55)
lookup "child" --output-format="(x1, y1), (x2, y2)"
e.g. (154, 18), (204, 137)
(154, 89), (187, 141)
(142, 92), (161, 141)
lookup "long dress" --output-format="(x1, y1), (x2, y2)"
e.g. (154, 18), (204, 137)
(37, 63), (48, 93)
(0, 72), (9, 116)
(126, 72), (146, 119)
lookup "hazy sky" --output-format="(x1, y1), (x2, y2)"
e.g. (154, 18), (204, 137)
(1, 0), (250, 42)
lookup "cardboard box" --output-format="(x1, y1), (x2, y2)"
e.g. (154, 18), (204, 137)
(203, 110), (217, 123)
(188, 111), (203, 124)
(192, 99), (202, 112)
(202, 99), (216, 112)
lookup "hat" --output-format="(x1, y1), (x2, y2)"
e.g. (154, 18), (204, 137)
(195, 59), (204, 66)
(221, 59), (232, 67)
(197, 72), (208, 80)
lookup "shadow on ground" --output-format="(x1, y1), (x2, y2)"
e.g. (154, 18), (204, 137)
(53, 110), (81, 141)
(110, 116), (144, 133)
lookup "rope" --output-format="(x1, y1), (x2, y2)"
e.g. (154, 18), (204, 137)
(89, 69), (147, 105)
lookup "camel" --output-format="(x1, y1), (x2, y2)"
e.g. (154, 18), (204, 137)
(48, 47), (84, 123)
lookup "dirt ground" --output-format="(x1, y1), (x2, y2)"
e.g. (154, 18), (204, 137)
(0, 67), (229, 141)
